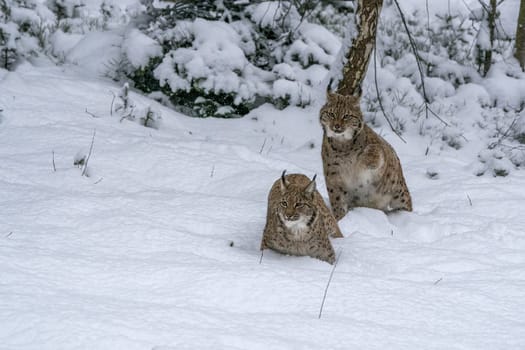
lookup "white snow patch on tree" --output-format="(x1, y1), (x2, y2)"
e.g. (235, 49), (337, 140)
(122, 28), (162, 68)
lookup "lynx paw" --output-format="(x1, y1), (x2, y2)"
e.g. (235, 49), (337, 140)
(323, 250), (336, 265)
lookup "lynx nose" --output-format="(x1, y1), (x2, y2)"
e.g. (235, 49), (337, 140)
(285, 212), (298, 221)
(333, 124), (343, 133)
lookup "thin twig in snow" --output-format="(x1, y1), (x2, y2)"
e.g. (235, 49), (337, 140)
(110, 91), (116, 116)
(434, 277), (443, 285)
(318, 248), (343, 319)
(210, 164), (215, 178)
(82, 129), (96, 177)
(52, 151), (56, 172)
(466, 194), (473, 206)
(259, 250), (264, 264)
(94, 177), (103, 185)
(85, 108), (101, 118)
(5, 231), (13, 238)
(259, 137), (267, 154)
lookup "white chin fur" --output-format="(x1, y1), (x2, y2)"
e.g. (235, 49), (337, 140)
(282, 216), (309, 239)
(326, 128), (353, 140)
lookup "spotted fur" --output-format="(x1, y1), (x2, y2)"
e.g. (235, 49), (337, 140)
(320, 92), (412, 220)
(260, 171), (343, 264)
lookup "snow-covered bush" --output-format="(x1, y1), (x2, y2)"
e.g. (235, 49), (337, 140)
(124, 0), (345, 118)
(46, 0), (119, 33)
(363, 1), (525, 173)
(0, 0), (55, 69)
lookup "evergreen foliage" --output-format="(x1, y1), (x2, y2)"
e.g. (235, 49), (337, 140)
(127, 0), (349, 118)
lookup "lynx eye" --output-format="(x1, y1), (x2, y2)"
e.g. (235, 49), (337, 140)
(342, 115), (351, 121)
(295, 202), (304, 208)
(280, 201), (288, 207)
(321, 111), (334, 120)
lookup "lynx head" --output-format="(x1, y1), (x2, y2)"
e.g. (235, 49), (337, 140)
(320, 92), (364, 141)
(277, 171), (317, 235)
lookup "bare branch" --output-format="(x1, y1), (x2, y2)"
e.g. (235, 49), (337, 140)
(85, 108), (101, 118)
(372, 46), (407, 143)
(110, 91), (116, 116)
(82, 129), (96, 177)
(392, 0), (449, 126)
(259, 137), (267, 154)
(52, 150), (56, 172)
(427, 106), (450, 126)
(489, 115), (520, 149)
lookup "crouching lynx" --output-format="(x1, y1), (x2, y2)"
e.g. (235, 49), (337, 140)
(260, 171), (343, 264)
(320, 92), (412, 220)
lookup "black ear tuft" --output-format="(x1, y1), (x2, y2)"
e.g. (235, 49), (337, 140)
(280, 170), (288, 193)
(326, 78), (334, 94)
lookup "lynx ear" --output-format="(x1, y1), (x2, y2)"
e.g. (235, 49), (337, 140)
(326, 90), (338, 103)
(280, 170), (289, 194)
(304, 174), (317, 197)
(345, 94), (361, 105)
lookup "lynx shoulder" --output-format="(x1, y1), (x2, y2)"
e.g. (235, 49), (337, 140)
(320, 92), (412, 220)
(260, 171), (343, 264)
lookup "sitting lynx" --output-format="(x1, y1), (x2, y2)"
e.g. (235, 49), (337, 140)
(320, 92), (412, 220)
(260, 171), (343, 264)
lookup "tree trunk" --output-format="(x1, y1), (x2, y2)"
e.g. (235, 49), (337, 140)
(481, 0), (497, 77)
(336, 0), (383, 97)
(515, 0), (525, 71)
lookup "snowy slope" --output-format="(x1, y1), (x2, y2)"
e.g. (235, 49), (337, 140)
(1, 63), (525, 349)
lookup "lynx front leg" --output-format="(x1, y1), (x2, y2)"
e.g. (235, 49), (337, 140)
(310, 238), (336, 264)
(389, 188), (413, 212)
(260, 225), (273, 250)
(330, 224), (344, 238)
(260, 235), (269, 251)
(326, 213), (344, 238)
(327, 185), (348, 221)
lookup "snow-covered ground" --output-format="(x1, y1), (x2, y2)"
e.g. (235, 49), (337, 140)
(1, 62), (525, 349)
